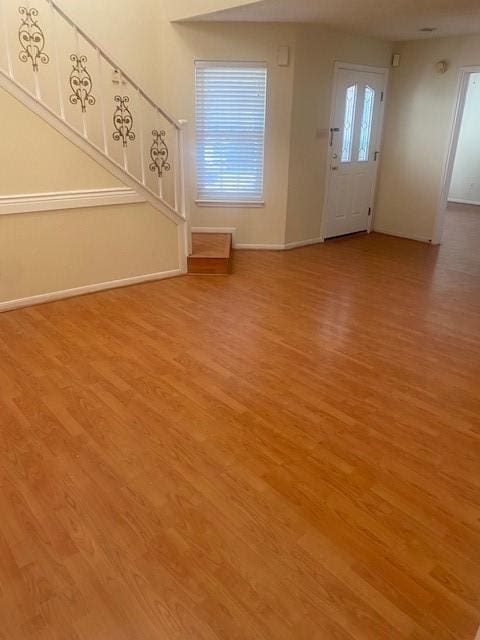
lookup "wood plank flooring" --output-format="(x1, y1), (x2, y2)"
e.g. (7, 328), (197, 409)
(1, 210), (480, 639)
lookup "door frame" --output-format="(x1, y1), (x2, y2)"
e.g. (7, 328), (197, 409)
(320, 61), (390, 241)
(432, 65), (480, 245)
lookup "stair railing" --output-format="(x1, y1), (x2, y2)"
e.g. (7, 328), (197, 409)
(0, 0), (187, 226)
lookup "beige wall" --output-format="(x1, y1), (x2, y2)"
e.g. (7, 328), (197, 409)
(285, 25), (392, 244)
(54, 0), (163, 101)
(0, 203), (179, 304)
(159, 20), (297, 246)
(0, 88), (120, 194)
(374, 34), (480, 242)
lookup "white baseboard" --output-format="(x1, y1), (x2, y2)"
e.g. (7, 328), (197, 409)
(235, 242), (286, 250)
(0, 188), (145, 215)
(448, 198), (480, 206)
(0, 268), (183, 313)
(191, 228), (324, 251)
(236, 237), (324, 251)
(285, 237), (324, 249)
(373, 227), (432, 244)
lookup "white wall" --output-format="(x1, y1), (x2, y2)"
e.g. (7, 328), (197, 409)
(449, 73), (480, 204)
(54, 0), (163, 100)
(0, 88), (119, 193)
(374, 34), (480, 242)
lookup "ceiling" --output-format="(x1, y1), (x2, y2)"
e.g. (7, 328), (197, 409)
(188, 0), (480, 41)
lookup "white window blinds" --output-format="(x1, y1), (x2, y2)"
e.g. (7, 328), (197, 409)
(195, 62), (267, 204)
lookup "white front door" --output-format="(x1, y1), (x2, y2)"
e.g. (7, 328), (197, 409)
(325, 66), (387, 239)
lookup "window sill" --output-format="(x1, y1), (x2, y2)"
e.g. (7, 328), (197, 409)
(195, 200), (265, 209)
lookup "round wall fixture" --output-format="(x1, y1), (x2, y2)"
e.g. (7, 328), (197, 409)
(436, 60), (449, 74)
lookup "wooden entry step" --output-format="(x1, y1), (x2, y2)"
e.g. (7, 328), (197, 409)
(188, 233), (233, 275)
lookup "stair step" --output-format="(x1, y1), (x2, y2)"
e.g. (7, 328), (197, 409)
(188, 233), (233, 275)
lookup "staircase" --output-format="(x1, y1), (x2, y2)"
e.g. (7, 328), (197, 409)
(0, 0), (190, 268)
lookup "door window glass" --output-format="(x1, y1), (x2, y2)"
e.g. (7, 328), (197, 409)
(341, 84), (357, 162)
(358, 85), (375, 162)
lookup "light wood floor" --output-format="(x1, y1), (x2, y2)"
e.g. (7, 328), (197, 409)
(1, 209), (480, 639)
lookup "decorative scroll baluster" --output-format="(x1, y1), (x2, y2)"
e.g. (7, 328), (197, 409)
(18, 5), (49, 71)
(149, 128), (170, 178)
(69, 53), (95, 113)
(112, 93), (135, 149)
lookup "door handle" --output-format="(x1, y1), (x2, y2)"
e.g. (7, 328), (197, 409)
(331, 166), (339, 171)
(330, 127), (340, 146)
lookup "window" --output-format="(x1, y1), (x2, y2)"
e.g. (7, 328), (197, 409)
(358, 86), (375, 162)
(341, 84), (357, 163)
(195, 61), (267, 205)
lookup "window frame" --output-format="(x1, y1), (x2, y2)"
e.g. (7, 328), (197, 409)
(194, 60), (268, 208)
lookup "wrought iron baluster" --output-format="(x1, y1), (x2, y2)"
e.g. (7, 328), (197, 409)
(112, 93), (136, 149)
(149, 125), (171, 183)
(18, 5), (49, 72)
(69, 53), (95, 113)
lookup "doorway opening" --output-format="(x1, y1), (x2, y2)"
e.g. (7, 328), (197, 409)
(321, 62), (389, 240)
(434, 67), (480, 248)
